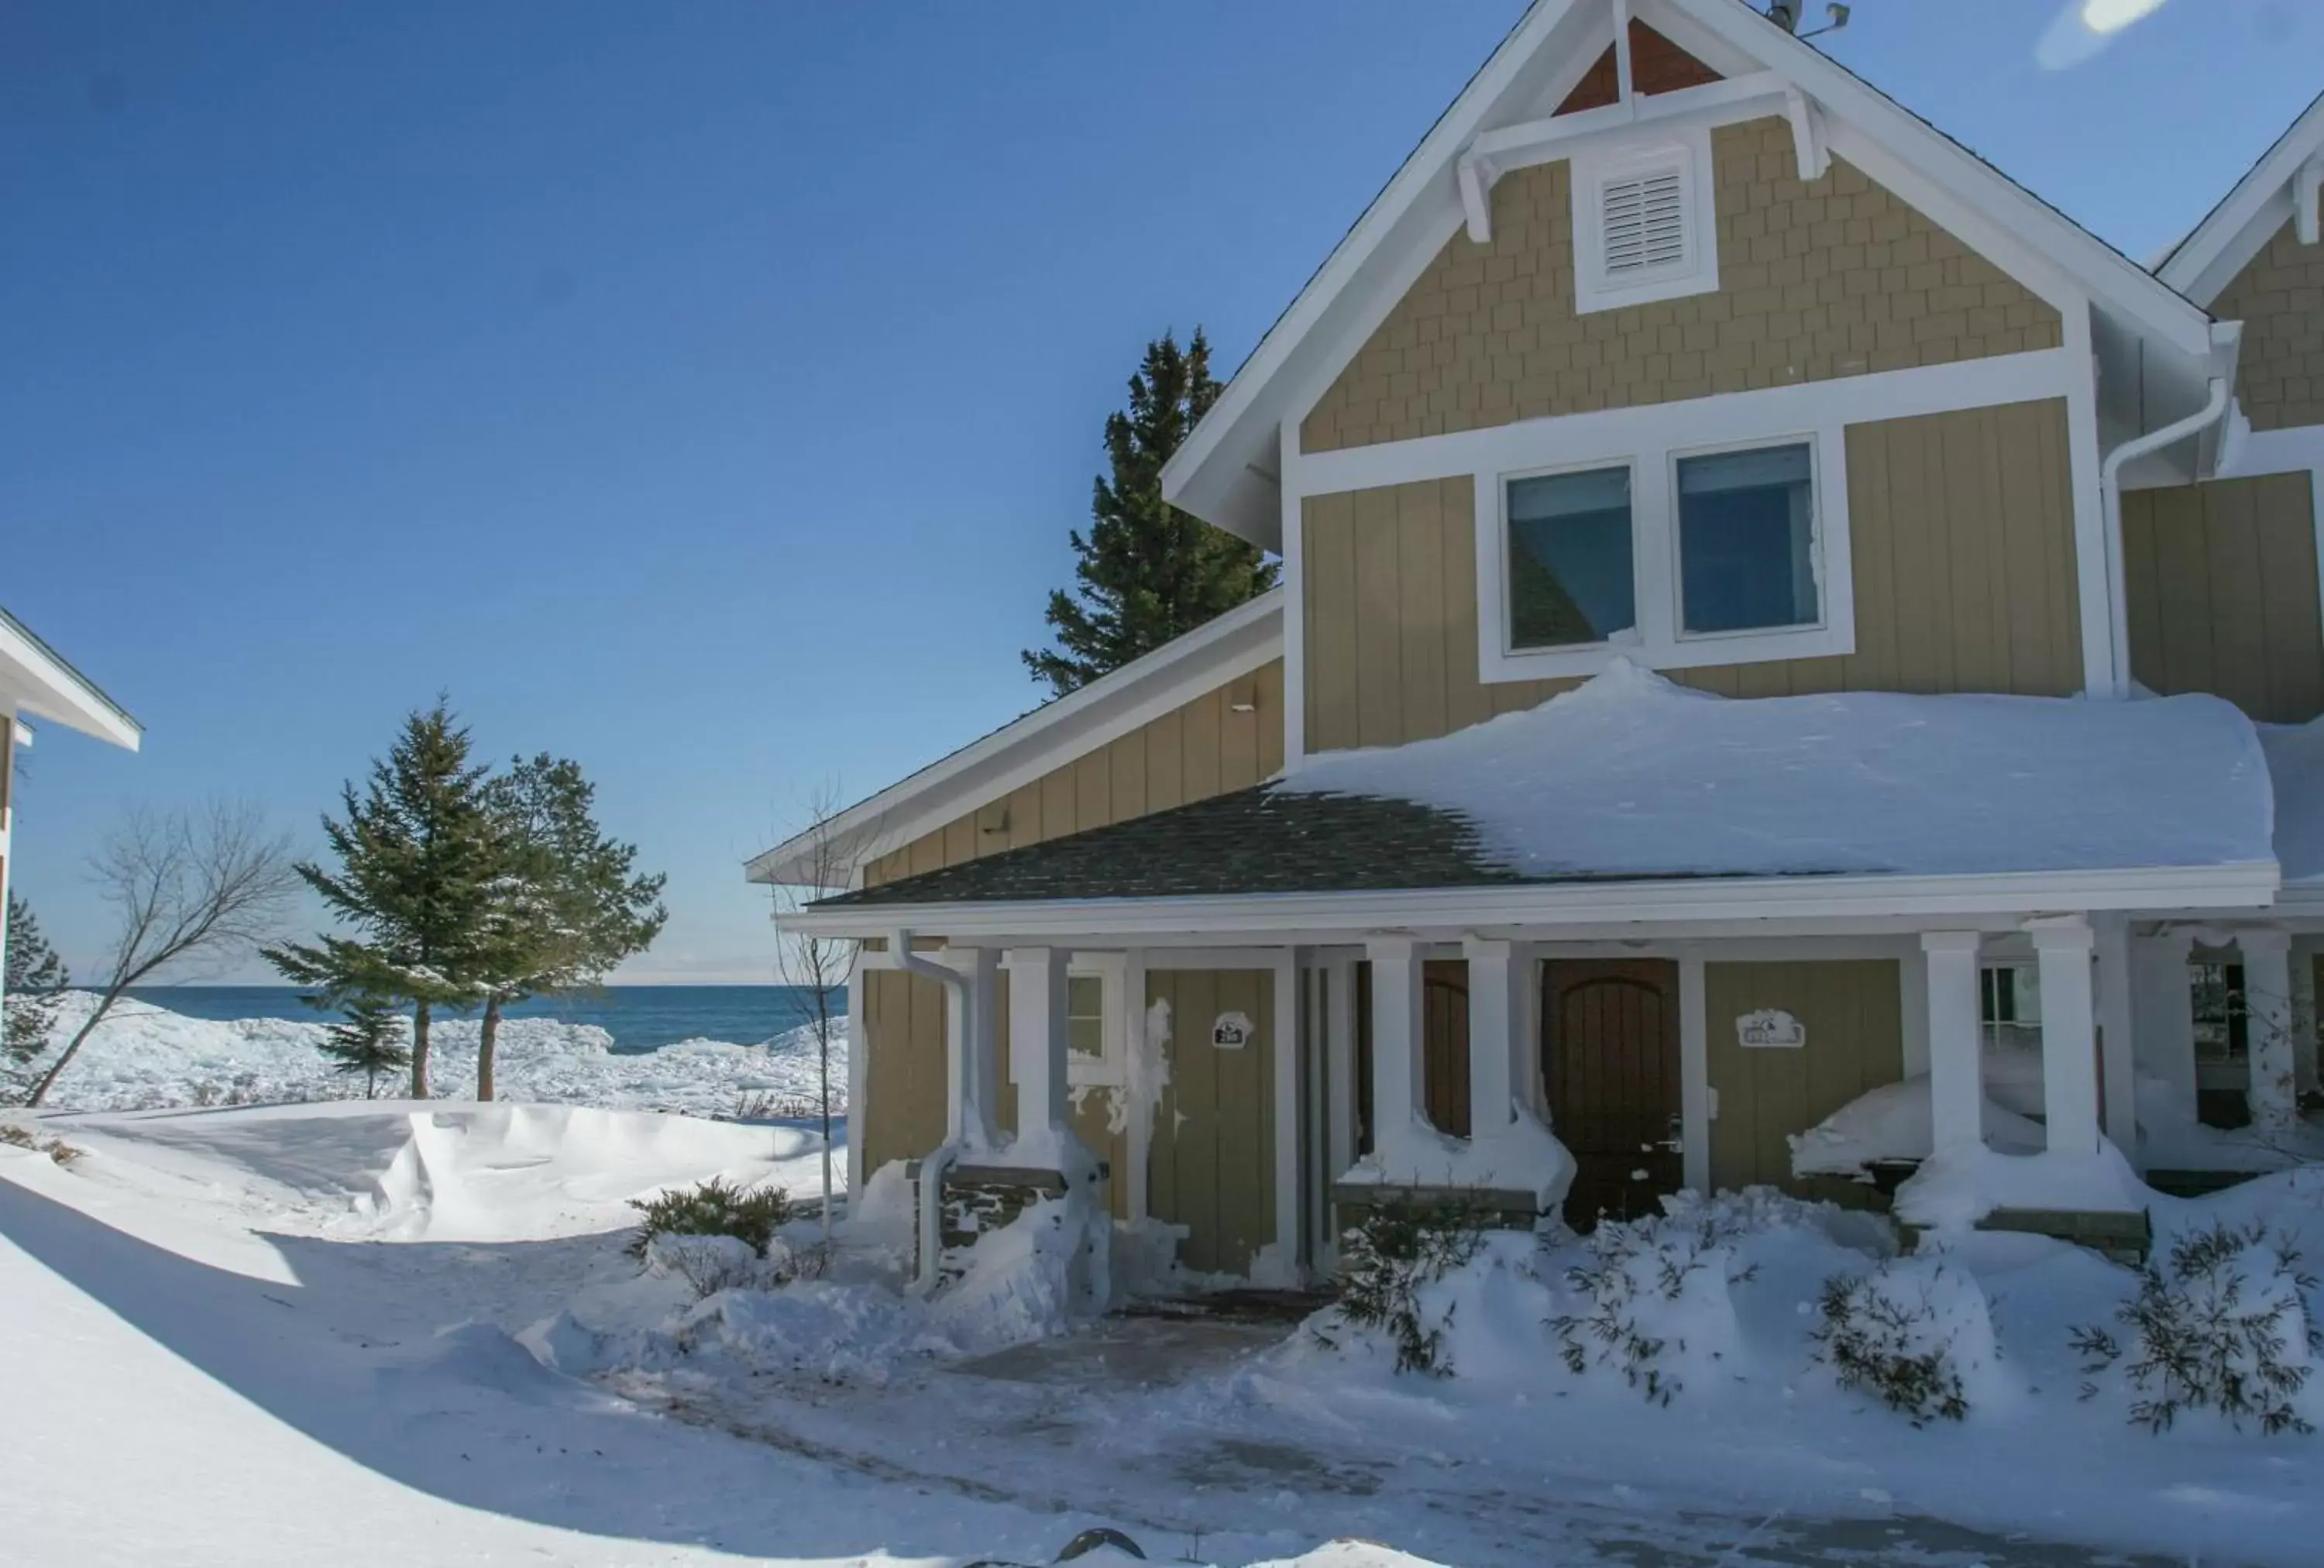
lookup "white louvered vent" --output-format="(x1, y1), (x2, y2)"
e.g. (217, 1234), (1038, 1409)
(1600, 169), (1686, 277)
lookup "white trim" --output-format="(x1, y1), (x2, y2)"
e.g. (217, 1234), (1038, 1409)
(1676, 953), (1710, 1192)
(1125, 948), (1151, 1223)
(2219, 424), (2324, 480)
(1287, 349), (2071, 499)
(786, 861), (2280, 944)
(746, 588), (1283, 886)
(2058, 298), (2116, 698)
(845, 964), (867, 1197)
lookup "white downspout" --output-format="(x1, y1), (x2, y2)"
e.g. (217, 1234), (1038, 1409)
(891, 928), (968, 1294)
(2098, 376), (2231, 698)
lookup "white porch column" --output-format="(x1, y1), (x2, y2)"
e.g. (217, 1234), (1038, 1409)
(2132, 930), (2197, 1119)
(944, 946), (1002, 1147)
(2095, 916), (2138, 1152)
(1004, 947), (1071, 1145)
(2239, 929), (2298, 1133)
(2033, 920), (2102, 1157)
(1462, 937), (1525, 1140)
(1364, 938), (1427, 1154)
(1922, 932), (1985, 1152)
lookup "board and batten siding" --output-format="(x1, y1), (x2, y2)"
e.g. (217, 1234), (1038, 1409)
(1301, 398), (2084, 753)
(2210, 220), (2324, 434)
(1301, 118), (2061, 454)
(1145, 968), (1277, 1276)
(1704, 959), (1904, 1202)
(864, 658), (1284, 889)
(2123, 473), (2324, 724)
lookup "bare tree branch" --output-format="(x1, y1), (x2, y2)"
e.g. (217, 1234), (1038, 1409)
(768, 782), (872, 1244)
(26, 802), (300, 1107)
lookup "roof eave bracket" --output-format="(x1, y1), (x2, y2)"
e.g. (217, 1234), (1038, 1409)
(1786, 87), (1830, 183)
(2296, 154), (2323, 247)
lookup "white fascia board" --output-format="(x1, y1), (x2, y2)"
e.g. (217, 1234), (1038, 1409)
(782, 861), (2281, 942)
(2157, 88), (2324, 304)
(1665, 0), (2215, 360)
(743, 589), (1284, 887)
(0, 611), (140, 751)
(1160, 0), (1593, 546)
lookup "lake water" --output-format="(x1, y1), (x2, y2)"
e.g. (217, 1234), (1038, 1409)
(125, 985), (844, 1055)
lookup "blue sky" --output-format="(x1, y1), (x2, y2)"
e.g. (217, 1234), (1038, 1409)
(3, 0), (2315, 983)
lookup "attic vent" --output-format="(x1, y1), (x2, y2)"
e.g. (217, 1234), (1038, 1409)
(1600, 169), (1686, 276)
(1571, 131), (1720, 315)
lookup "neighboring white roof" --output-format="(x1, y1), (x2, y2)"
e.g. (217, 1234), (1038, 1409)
(1163, 0), (2222, 548)
(0, 603), (139, 751)
(2157, 88), (2324, 307)
(744, 589), (1284, 888)
(1283, 660), (2275, 882)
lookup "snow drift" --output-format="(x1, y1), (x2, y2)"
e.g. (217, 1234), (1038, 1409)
(1284, 660), (2275, 880)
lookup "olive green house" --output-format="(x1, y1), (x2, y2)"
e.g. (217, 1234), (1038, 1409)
(754, 2), (2324, 1290)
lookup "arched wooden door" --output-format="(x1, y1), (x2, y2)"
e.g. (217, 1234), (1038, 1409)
(1542, 959), (1682, 1228)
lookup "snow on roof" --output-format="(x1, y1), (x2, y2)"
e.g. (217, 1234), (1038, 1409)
(1283, 661), (2275, 882)
(2260, 718), (2324, 885)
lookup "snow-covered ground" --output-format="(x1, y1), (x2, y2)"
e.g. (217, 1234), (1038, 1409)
(14, 992), (844, 1118)
(0, 1102), (1438, 1567)
(12, 1092), (2319, 1566)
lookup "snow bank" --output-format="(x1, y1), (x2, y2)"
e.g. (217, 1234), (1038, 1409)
(1284, 660), (2274, 879)
(1789, 1074), (2046, 1178)
(19, 992), (847, 1119)
(2260, 717), (2324, 883)
(1893, 1141), (2153, 1231)
(46, 1100), (820, 1243)
(1339, 1102), (1576, 1207)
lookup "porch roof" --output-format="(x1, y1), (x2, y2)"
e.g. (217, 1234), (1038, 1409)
(813, 669), (2284, 920)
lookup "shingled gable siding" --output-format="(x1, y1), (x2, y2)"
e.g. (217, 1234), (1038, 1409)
(2123, 472), (2324, 724)
(2211, 221), (2324, 433)
(1301, 398), (2085, 753)
(856, 657), (1284, 1178)
(1299, 118), (2063, 455)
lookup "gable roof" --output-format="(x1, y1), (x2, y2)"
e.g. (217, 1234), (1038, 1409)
(2157, 88), (2324, 306)
(744, 588), (1283, 889)
(1163, 0), (2223, 548)
(0, 603), (140, 751)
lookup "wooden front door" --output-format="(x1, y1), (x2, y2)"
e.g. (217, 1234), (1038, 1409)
(1542, 959), (1683, 1228)
(1422, 959), (1471, 1138)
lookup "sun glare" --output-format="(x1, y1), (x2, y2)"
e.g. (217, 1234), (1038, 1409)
(2080, 0), (2168, 35)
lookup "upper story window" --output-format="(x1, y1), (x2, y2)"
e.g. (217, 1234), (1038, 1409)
(1508, 465), (1635, 649)
(1573, 131), (1719, 314)
(1676, 444), (1820, 635)
(1483, 431), (1851, 684)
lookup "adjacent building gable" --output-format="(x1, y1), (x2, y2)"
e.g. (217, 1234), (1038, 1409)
(2209, 221), (2324, 433)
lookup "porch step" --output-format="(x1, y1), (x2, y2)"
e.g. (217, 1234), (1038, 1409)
(1974, 1205), (2151, 1266)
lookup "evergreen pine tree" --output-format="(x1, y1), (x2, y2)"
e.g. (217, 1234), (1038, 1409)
(1023, 329), (1278, 696)
(4, 892), (70, 1065)
(469, 755), (666, 1100)
(265, 700), (494, 1098)
(318, 994), (410, 1099)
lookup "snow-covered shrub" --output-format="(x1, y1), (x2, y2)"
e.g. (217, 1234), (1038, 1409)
(1813, 1259), (1978, 1425)
(0, 1121), (81, 1165)
(1549, 1206), (1760, 1405)
(1332, 1195), (1490, 1376)
(642, 1231), (820, 1299)
(626, 1175), (796, 1267)
(2072, 1221), (2322, 1436)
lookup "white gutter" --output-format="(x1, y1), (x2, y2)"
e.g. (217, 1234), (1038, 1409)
(889, 927), (968, 1295)
(2099, 376), (2233, 698)
(789, 862), (2281, 944)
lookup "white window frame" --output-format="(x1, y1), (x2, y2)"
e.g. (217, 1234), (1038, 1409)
(1501, 456), (1643, 655)
(1666, 432), (1831, 650)
(1065, 952), (1129, 1088)
(1481, 428), (1854, 683)
(1571, 129), (1720, 315)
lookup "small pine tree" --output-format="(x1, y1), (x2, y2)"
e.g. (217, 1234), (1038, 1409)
(318, 995), (410, 1099)
(5, 892), (70, 1064)
(468, 755), (666, 1099)
(265, 700), (496, 1098)
(1022, 329), (1278, 696)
